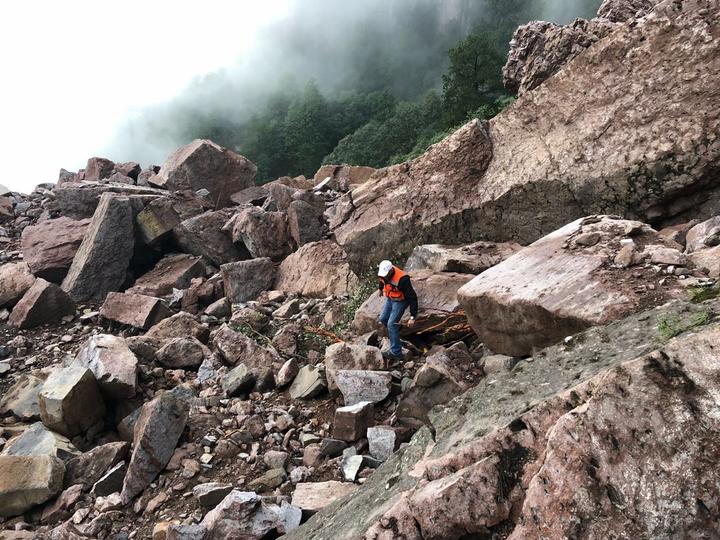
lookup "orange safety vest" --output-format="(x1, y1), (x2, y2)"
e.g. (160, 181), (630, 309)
(381, 266), (407, 301)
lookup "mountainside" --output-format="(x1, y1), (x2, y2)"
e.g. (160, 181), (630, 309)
(1, 0), (719, 539)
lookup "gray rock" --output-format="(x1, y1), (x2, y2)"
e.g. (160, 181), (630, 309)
(99, 292), (171, 330)
(0, 455), (65, 518)
(74, 334), (138, 400)
(166, 524), (208, 540)
(1, 422), (79, 461)
(8, 278), (75, 329)
(0, 373), (45, 420)
(156, 337), (208, 369)
(335, 370), (392, 406)
(64, 441), (129, 490)
(222, 363), (256, 396)
(174, 210), (247, 266)
(332, 401), (374, 442)
(288, 365), (327, 400)
(405, 241), (522, 274)
(319, 438), (347, 458)
(221, 258), (276, 304)
(247, 468), (287, 492)
(341, 453), (364, 482)
(192, 482), (234, 509)
(482, 354), (520, 375)
(367, 426), (397, 462)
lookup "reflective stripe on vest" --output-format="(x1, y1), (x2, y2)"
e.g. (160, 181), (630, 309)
(382, 266), (407, 301)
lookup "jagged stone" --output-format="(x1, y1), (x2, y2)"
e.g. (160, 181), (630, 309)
(0, 373), (45, 420)
(226, 206), (293, 261)
(288, 365), (327, 400)
(323, 343), (385, 393)
(405, 241), (522, 274)
(689, 246), (720, 278)
(128, 254), (205, 298)
(597, 0), (658, 22)
(20, 217), (90, 282)
(367, 426), (398, 462)
(458, 216), (686, 356)
(136, 198), (181, 245)
(1, 422), (79, 461)
(0, 262), (35, 308)
(276, 358), (299, 388)
(91, 461), (128, 497)
(156, 337), (208, 368)
(212, 324), (280, 369)
(0, 455), (65, 518)
(9, 278), (75, 329)
(100, 292), (171, 329)
(287, 200), (325, 246)
(73, 334), (138, 400)
(247, 468), (287, 492)
(84, 157), (115, 182)
(51, 181), (165, 219)
(157, 139), (257, 208)
(174, 210), (247, 266)
(40, 483), (84, 524)
(335, 370), (392, 406)
(146, 312), (210, 343)
(332, 401), (374, 442)
(192, 482), (234, 509)
(222, 363), (256, 396)
(63, 441), (129, 490)
(39, 365), (106, 438)
(230, 185), (269, 206)
(61, 193), (135, 303)
(292, 481), (358, 514)
(221, 258), (276, 304)
(685, 216), (720, 253)
(275, 241), (358, 298)
(121, 392), (188, 503)
(313, 164), (376, 191)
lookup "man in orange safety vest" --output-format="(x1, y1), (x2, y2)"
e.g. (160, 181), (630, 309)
(377, 259), (419, 361)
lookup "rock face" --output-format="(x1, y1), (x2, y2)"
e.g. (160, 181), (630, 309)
(458, 216), (685, 356)
(286, 304), (720, 540)
(174, 210), (247, 266)
(405, 241), (522, 274)
(128, 254), (205, 297)
(74, 334), (138, 400)
(275, 241), (359, 298)
(61, 193), (135, 303)
(597, 0), (659, 22)
(158, 139), (257, 208)
(227, 206), (293, 261)
(38, 366), (106, 438)
(0, 262), (35, 308)
(221, 258), (276, 304)
(121, 392), (188, 503)
(8, 278), (75, 329)
(20, 217), (90, 282)
(332, 2), (720, 270)
(100, 292), (171, 329)
(0, 455), (65, 518)
(291, 481), (358, 514)
(212, 324), (281, 370)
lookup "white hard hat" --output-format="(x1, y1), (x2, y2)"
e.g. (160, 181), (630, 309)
(378, 260), (393, 277)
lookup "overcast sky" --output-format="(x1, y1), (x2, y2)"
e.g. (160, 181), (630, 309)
(0, 1), (290, 192)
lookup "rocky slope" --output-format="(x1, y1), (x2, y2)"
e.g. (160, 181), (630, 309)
(1, 0), (719, 539)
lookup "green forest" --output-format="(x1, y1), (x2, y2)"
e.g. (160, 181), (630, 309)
(116, 0), (601, 182)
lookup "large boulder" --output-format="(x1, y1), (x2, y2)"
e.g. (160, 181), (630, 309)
(221, 258), (276, 304)
(157, 139), (256, 208)
(352, 270), (473, 336)
(99, 292), (171, 329)
(174, 210), (248, 266)
(0, 262), (35, 308)
(0, 373), (45, 421)
(405, 241), (522, 274)
(73, 334), (138, 400)
(0, 455), (65, 518)
(84, 157), (115, 182)
(324, 343), (384, 393)
(61, 193), (135, 303)
(212, 324), (281, 371)
(226, 206), (293, 261)
(120, 392), (188, 503)
(20, 217), (91, 282)
(275, 241), (359, 298)
(127, 254), (205, 297)
(145, 312), (210, 343)
(457, 216), (686, 356)
(287, 199), (326, 246)
(1, 422), (79, 461)
(313, 164), (376, 191)
(331, 2), (720, 271)
(8, 279), (75, 329)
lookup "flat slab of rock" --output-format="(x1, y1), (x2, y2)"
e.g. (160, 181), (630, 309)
(20, 217), (91, 282)
(127, 254), (205, 297)
(0, 455), (65, 518)
(335, 370), (392, 406)
(174, 210), (247, 266)
(457, 216), (685, 356)
(222, 363), (256, 396)
(324, 343), (384, 393)
(9, 278), (75, 329)
(158, 139), (256, 208)
(1, 422), (79, 461)
(39, 365), (106, 438)
(221, 258), (276, 304)
(100, 291), (171, 329)
(291, 481), (358, 514)
(156, 337), (208, 368)
(51, 181), (165, 219)
(61, 193), (135, 303)
(121, 392), (188, 503)
(0, 262), (35, 308)
(288, 200), (325, 246)
(0, 373), (45, 420)
(275, 241), (358, 298)
(73, 334), (138, 400)
(289, 365), (327, 400)
(405, 241), (522, 274)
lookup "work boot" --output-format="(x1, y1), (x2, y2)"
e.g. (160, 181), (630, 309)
(381, 350), (402, 362)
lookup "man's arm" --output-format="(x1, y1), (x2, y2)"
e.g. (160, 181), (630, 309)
(398, 275), (418, 317)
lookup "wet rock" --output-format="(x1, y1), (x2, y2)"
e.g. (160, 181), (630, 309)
(335, 370), (392, 406)
(39, 365), (106, 438)
(128, 254), (205, 298)
(288, 365), (327, 400)
(324, 343), (384, 393)
(20, 217), (91, 282)
(221, 258), (276, 304)
(226, 206), (293, 261)
(275, 241), (358, 298)
(405, 241), (522, 274)
(121, 392), (188, 503)
(332, 401), (373, 442)
(64, 441), (129, 490)
(9, 278), (75, 329)
(156, 337), (208, 369)
(0, 455), (65, 518)
(291, 481), (358, 514)
(61, 193), (135, 303)
(146, 312), (210, 344)
(192, 482), (233, 509)
(0, 373), (45, 420)
(157, 139), (257, 208)
(1, 422), (79, 461)
(0, 262), (35, 308)
(100, 292), (171, 329)
(174, 210), (247, 266)
(74, 334), (138, 400)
